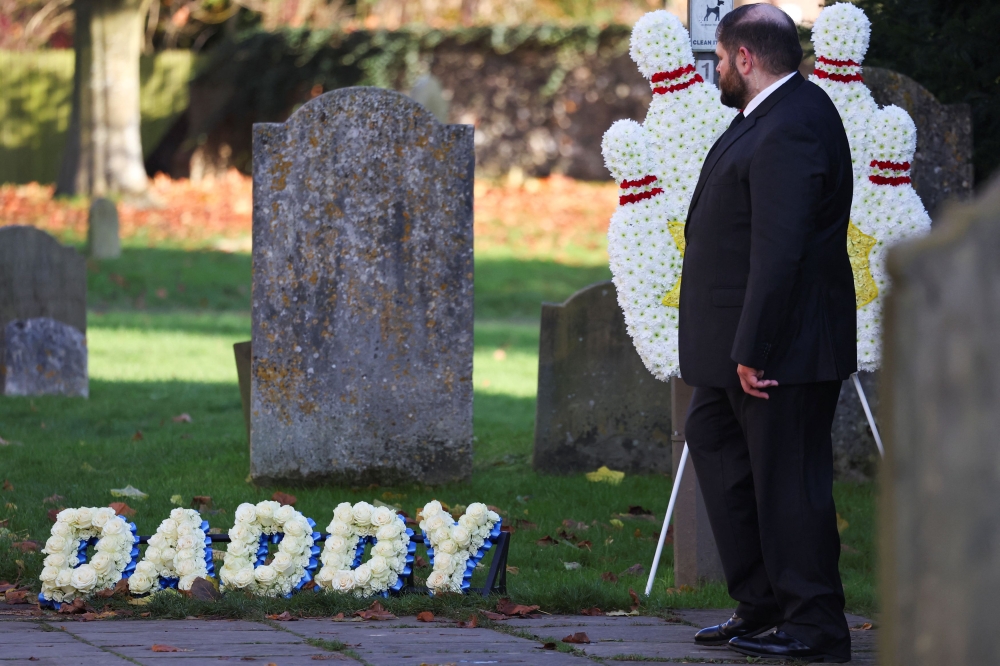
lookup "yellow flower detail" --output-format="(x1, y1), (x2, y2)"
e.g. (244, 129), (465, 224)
(661, 220), (686, 308)
(847, 221), (878, 309)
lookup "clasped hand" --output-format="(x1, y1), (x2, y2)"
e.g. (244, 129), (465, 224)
(737, 364), (778, 399)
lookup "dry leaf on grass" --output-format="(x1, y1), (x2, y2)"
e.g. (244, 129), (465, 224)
(606, 610), (640, 617)
(854, 622), (874, 631)
(11, 541), (40, 553)
(94, 579), (129, 599)
(600, 571), (619, 583)
(131, 431), (144, 441)
(579, 607), (603, 616)
(271, 491), (297, 506)
(576, 540), (592, 551)
(496, 598), (540, 617)
(42, 493), (64, 505)
(482, 610), (508, 621)
(416, 611), (435, 622)
(191, 496), (212, 511)
(110, 485), (148, 500)
(457, 614), (478, 628)
(505, 565), (519, 575)
(620, 563), (644, 577)
(188, 577), (221, 601)
(562, 632), (590, 644)
(629, 588), (641, 612)
(627, 505), (653, 516)
(585, 466), (624, 485)
(47, 509), (62, 522)
(172, 413), (193, 423)
(414, 555), (428, 569)
(266, 611), (296, 621)
(57, 599), (89, 614)
(330, 612), (345, 621)
(4, 588), (31, 604)
(535, 535), (557, 547)
(109, 502), (136, 517)
(354, 601), (396, 621)
(563, 561), (581, 570)
(540, 642), (557, 650)
(2, 480), (12, 491)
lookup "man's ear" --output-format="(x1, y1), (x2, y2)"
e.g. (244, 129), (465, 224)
(737, 46), (754, 76)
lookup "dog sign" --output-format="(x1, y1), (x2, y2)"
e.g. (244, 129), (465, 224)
(689, 0), (733, 52)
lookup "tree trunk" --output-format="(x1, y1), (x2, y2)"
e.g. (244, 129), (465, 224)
(56, 0), (148, 198)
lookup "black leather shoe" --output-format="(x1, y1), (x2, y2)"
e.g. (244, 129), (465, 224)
(693, 614), (776, 646)
(728, 630), (849, 663)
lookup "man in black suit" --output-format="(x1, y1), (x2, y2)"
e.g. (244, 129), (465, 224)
(678, 4), (856, 663)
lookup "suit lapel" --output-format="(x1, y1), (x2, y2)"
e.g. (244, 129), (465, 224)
(686, 73), (805, 224)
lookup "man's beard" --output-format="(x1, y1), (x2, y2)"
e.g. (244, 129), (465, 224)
(719, 60), (750, 110)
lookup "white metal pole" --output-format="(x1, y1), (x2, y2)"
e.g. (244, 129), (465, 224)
(645, 442), (689, 596)
(852, 372), (884, 459)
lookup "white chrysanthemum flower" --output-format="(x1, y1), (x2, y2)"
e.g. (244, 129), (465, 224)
(629, 10), (695, 78)
(812, 2), (871, 63)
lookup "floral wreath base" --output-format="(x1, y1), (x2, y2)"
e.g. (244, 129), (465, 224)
(420, 502), (502, 594)
(129, 508), (213, 595)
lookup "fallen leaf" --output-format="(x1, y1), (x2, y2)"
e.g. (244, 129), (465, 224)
(2, 480), (12, 492)
(679, 584), (694, 593)
(155, 288), (168, 299)
(514, 518), (538, 530)
(482, 610), (508, 621)
(854, 622), (874, 631)
(576, 540), (592, 551)
(416, 611), (435, 622)
(4, 589), (30, 604)
(95, 579), (129, 599)
(557, 529), (577, 541)
(561, 519), (588, 531)
(11, 541), (40, 553)
(621, 563), (644, 577)
(634, 528), (642, 538)
(191, 495), (212, 510)
(266, 611), (296, 621)
(110, 485), (148, 500)
(0, 436), (7, 446)
(80, 612), (97, 621)
(141, 612), (151, 617)
(841, 543), (859, 555)
(151, 644), (192, 652)
(516, 494), (532, 504)
(457, 613), (478, 628)
(131, 431), (144, 441)
(170, 495), (183, 506)
(601, 571), (619, 583)
(585, 466), (624, 485)
(354, 600), (397, 621)
(563, 561), (581, 570)
(562, 632), (590, 644)
(627, 505), (653, 516)
(535, 535), (558, 547)
(836, 513), (849, 534)
(109, 502), (136, 518)
(496, 598), (540, 617)
(271, 491), (297, 506)
(609, 519), (624, 529)
(172, 413), (192, 423)
(414, 555), (428, 569)
(42, 493), (64, 505)
(330, 612), (345, 621)
(188, 577), (221, 601)
(47, 509), (62, 522)
(580, 607), (604, 616)
(540, 642), (557, 650)
(629, 588), (641, 611)
(57, 598), (88, 614)
(505, 565), (519, 575)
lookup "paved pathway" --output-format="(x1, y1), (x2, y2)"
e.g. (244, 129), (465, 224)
(0, 610), (878, 665)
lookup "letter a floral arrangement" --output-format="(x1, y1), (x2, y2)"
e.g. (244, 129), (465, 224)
(38, 500), (501, 607)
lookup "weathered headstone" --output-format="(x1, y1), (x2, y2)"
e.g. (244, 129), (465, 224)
(671, 377), (724, 587)
(250, 87), (474, 485)
(410, 75), (450, 124)
(87, 198), (121, 259)
(233, 340), (252, 442)
(3, 318), (88, 397)
(880, 178), (1000, 665)
(0, 226), (86, 381)
(533, 281), (672, 474)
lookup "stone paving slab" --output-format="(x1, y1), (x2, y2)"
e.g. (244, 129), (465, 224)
(0, 620), (132, 664)
(287, 618), (589, 665)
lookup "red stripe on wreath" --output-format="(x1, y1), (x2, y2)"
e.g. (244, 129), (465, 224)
(813, 69), (863, 83)
(869, 175), (911, 186)
(870, 159), (911, 171)
(620, 175), (658, 189)
(619, 187), (664, 205)
(651, 64), (696, 83)
(816, 55), (861, 68)
(652, 75), (704, 95)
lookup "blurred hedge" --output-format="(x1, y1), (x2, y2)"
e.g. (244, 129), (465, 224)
(0, 50), (194, 185)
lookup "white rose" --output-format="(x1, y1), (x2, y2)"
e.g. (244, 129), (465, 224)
(56, 508), (77, 525)
(352, 504), (373, 527)
(426, 571), (448, 589)
(174, 548), (195, 563)
(326, 535), (347, 552)
(457, 514), (476, 530)
(176, 535), (198, 551)
(254, 565), (278, 586)
(97, 535), (124, 553)
(371, 507), (394, 527)
(431, 527), (451, 544)
(466, 503), (488, 522)
(148, 533), (167, 549)
(438, 540), (458, 554)
(44, 553), (67, 568)
(331, 521), (352, 537)
(315, 568), (335, 587)
(102, 517), (128, 537)
(255, 502), (275, 525)
(44, 535), (68, 553)
(135, 561), (159, 577)
(235, 503), (257, 524)
(426, 515), (447, 532)
(371, 541), (395, 558)
(333, 503), (353, 523)
(284, 520), (305, 538)
(129, 574), (153, 594)
(282, 535), (305, 555)
(169, 508), (187, 521)
(275, 505), (295, 524)
(179, 575), (199, 591)
(160, 547), (176, 562)
(176, 559), (198, 577)
(177, 522), (194, 537)
(92, 508), (116, 529)
(423, 501), (443, 517)
(352, 563), (372, 585)
(271, 552), (294, 573)
(368, 556), (389, 580)
(231, 566), (255, 588)
(435, 552), (453, 570)
(145, 547), (162, 565)
(39, 566), (59, 582)
(70, 564), (98, 592)
(451, 526), (471, 548)
(376, 522), (402, 540)
(51, 521), (72, 537)
(55, 570), (73, 588)
(226, 540), (251, 558)
(332, 571), (354, 592)
(73, 508), (94, 529)
(230, 524), (255, 544)
(90, 552), (114, 575)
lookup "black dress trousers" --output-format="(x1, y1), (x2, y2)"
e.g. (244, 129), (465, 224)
(684, 381), (850, 660)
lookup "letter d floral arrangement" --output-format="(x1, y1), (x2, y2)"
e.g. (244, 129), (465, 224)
(38, 498), (502, 604)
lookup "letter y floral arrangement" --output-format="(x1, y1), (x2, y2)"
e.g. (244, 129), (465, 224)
(421, 501), (501, 594)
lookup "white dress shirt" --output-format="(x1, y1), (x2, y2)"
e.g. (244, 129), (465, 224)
(742, 71), (797, 118)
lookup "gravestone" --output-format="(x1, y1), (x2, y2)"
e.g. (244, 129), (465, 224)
(880, 177), (1000, 665)
(3, 318), (88, 397)
(87, 197), (121, 259)
(250, 87), (474, 485)
(533, 281), (672, 474)
(0, 226), (86, 387)
(670, 377), (724, 587)
(233, 340), (252, 442)
(410, 75), (449, 124)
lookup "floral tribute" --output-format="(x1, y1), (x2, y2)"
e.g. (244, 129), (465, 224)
(129, 508), (213, 595)
(39, 507), (139, 607)
(314, 501), (415, 597)
(219, 501), (320, 598)
(603, 10), (734, 380)
(420, 501), (501, 594)
(810, 4), (933, 370)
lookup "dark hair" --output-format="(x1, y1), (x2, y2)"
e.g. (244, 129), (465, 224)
(716, 4), (803, 75)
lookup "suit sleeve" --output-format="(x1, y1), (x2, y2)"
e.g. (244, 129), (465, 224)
(731, 122), (827, 370)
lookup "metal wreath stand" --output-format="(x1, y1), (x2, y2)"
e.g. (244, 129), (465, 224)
(643, 373), (884, 596)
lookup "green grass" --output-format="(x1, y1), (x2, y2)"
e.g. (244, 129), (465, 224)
(0, 247), (876, 619)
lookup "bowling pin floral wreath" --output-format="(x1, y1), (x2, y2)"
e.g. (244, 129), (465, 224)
(603, 10), (734, 381)
(810, 3), (932, 371)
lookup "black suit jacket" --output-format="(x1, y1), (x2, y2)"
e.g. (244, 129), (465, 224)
(678, 73), (857, 388)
